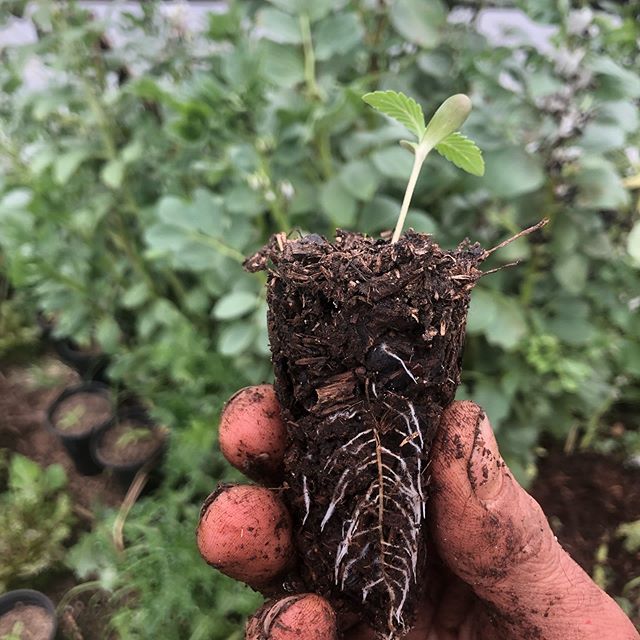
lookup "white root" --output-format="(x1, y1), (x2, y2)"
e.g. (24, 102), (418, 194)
(380, 343), (417, 383)
(302, 475), (311, 526)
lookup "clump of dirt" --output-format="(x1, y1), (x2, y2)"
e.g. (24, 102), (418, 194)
(246, 230), (485, 638)
(0, 604), (54, 640)
(52, 392), (112, 435)
(532, 449), (640, 627)
(95, 420), (164, 466)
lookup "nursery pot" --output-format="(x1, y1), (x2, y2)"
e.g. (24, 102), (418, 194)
(52, 337), (110, 382)
(91, 409), (166, 490)
(244, 230), (485, 639)
(0, 589), (57, 640)
(46, 382), (115, 475)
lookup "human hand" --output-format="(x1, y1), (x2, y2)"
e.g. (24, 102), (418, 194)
(197, 385), (639, 640)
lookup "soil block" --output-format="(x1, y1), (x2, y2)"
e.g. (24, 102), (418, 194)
(245, 230), (486, 638)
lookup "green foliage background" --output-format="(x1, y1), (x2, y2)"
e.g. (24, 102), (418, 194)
(0, 0), (639, 636)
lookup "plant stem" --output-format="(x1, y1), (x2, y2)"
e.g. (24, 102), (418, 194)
(299, 15), (321, 100)
(392, 148), (427, 243)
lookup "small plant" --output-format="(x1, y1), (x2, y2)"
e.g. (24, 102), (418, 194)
(362, 91), (484, 242)
(1, 622), (24, 640)
(238, 90), (494, 639)
(0, 452), (74, 591)
(116, 427), (154, 449)
(57, 405), (87, 431)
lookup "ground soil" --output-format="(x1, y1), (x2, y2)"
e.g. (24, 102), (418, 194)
(0, 604), (54, 640)
(51, 392), (113, 436)
(247, 230), (485, 638)
(531, 447), (640, 627)
(96, 420), (164, 466)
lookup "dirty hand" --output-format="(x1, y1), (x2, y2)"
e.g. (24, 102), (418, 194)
(197, 385), (639, 640)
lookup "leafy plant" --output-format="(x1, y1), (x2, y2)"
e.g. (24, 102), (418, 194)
(363, 91), (484, 241)
(0, 622), (24, 640)
(0, 452), (74, 591)
(57, 405), (87, 431)
(116, 427), (155, 449)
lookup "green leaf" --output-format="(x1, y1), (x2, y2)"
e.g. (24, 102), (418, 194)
(389, 0), (445, 48)
(338, 160), (378, 201)
(121, 282), (150, 309)
(314, 13), (364, 61)
(467, 288), (498, 335)
(319, 177), (357, 227)
(628, 221), (640, 267)
(266, 0), (335, 22)
(553, 254), (588, 294)
(370, 146), (413, 180)
(218, 322), (256, 356)
(359, 196), (400, 235)
(422, 95), (472, 150)
(435, 132), (485, 176)
(362, 91), (426, 140)
(482, 147), (545, 198)
(96, 316), (120, 352)
(484, 296), (527, 350)
(256, 8), (302, 44)
(100, 159), (125, 189)
(260, 41), (304, 88)
(54, 149), (90, 185)
(212, 291), (258, 320)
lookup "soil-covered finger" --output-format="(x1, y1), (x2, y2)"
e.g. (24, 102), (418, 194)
(196, 484), (293, 587)
(432, 401), (639, 640)
(246, 594), (338, 640)
(219, 385), (286, 483)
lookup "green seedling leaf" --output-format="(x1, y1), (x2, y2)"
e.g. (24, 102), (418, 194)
(421, 94), (472, 150)
(435, 132), (485, 176)
(117, 427), (154, 449)
(58, 405), (86, 430)
(362, 91), (426, 140)
(362, 91), (483, 242)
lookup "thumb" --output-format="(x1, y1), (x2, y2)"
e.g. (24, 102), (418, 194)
(429, 401), (638, 640)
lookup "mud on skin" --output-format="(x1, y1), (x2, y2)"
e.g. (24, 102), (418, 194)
(245, 230), (485, 638)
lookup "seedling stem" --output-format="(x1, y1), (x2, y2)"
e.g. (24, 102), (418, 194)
(362, 92), (485, 243)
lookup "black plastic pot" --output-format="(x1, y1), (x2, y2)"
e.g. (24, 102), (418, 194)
(52, 337), (110, 382)
(91, 409), (166, 490)
(46, 382), (115, 476)
(0, 589), (57, 640)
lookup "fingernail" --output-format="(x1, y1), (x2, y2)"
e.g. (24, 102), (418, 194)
(468, 412), (504, 501)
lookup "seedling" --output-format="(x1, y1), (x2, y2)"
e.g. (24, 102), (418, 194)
(58, 405), (87, 431)
(209, 94), (544, 640)
(116, 427), (154, 449)
(362, 91), (484, 242)
(1, 622), (23, 640)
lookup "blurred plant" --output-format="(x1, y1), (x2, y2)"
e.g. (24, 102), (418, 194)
(66, 416), (260, 640)
(0, 622), (25, 640)
(0, 451), (74, 591)
(0, 266), (39, 359)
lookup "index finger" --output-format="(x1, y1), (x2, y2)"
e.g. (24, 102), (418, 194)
(219, 384), (287, 483)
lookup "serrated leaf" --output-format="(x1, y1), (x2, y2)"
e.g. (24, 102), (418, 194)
(435, 132), (484, 176)
(362, 90), (425, 140)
